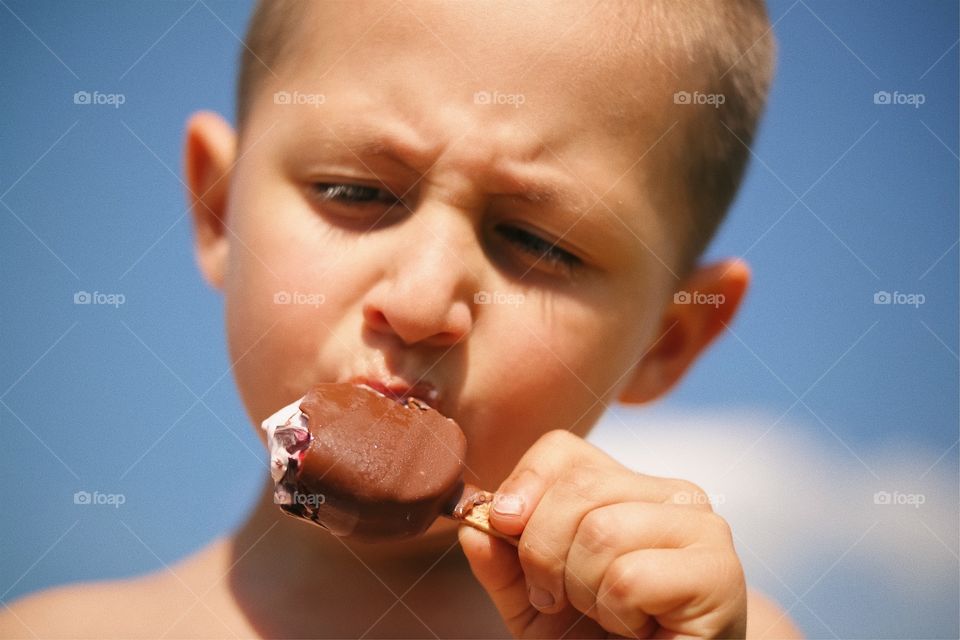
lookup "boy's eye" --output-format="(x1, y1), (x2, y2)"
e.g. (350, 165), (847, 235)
(308, 185), (582, 274)
(311, 182), (399, 206)
(494, 224), (582, 274)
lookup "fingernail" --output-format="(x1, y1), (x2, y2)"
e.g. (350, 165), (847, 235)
(492, 493), (524, 517)
(528, 586), (555, 610)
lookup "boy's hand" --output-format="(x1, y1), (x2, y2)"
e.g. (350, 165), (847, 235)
(459, 430), (747, 638)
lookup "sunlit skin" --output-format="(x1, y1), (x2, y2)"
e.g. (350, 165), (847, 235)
(1, 2), (802, 637)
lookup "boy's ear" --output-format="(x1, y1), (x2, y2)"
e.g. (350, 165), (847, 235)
(184, 111), (236, 290)
(618, 259), (750, 404)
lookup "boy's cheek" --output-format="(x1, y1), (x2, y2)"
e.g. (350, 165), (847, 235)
(219, 224), (367, 426)
(460, 321), (616, 478)
(223, 256), (359, 424)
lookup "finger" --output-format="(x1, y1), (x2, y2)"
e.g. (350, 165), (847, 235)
(458, 524), (537, 636)
(596, 547), (746, 638)
(516, 465), (671, 615)
(489, 430), (606, 537)
(490, 431), (712, 537)
(565, 503), (733, 617)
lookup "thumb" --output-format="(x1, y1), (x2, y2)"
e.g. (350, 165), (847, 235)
(458, 525), (536, 634)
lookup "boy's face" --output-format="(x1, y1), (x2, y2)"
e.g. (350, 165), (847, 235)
(190, 2), (733, 519)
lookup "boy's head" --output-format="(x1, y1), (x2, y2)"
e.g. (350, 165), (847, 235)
(185, 1), (775, 510)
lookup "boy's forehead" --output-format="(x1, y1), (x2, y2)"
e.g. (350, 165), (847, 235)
(282, 0), (684, 136)
(298, 1), (631, 60)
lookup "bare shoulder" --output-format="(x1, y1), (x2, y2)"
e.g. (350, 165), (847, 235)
(747, 588), (805, 639)
(0, 574), (186, 638)
(0, 538), (251, 638)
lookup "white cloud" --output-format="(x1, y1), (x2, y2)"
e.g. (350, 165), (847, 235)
(586, 406), (959, 638)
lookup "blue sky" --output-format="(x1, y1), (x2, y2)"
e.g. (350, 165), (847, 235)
(1, 1), (957, 636)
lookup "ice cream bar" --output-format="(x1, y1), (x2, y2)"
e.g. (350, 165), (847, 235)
(262, 383), (517, 545)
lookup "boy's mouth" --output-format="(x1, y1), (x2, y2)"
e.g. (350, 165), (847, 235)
(346, 376), (441, 412)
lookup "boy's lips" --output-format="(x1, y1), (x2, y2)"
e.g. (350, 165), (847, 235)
(346, 376), (442, 412)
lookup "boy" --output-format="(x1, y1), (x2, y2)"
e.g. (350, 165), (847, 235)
(2, 0), (802, 637)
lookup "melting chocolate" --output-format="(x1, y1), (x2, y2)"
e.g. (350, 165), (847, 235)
(267, 383), (467, 541)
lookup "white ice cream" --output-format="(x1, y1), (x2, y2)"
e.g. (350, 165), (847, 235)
(261, 396), (309, 483)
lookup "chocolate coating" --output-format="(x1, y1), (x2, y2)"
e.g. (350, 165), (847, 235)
(277, 383), (467, 541)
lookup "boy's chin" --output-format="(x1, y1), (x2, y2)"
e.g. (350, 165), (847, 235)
(334, 518), (461, 558)
(396, 518), (459, 546)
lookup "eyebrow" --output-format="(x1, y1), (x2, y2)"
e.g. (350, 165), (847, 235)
(312, 123), (633, 242)
(331, 125), (566, 202)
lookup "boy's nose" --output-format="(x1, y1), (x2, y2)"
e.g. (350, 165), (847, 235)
(362, 218), (478, 348)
